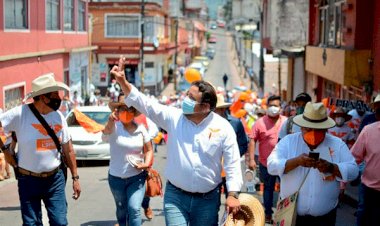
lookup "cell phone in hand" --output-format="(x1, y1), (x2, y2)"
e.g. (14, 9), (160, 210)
(309, 152), (320, 160)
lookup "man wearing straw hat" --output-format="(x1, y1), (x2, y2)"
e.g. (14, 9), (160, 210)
(111, 57), (243, 226)
(0, 73), (81, 226)
(267, 102), (358, 226)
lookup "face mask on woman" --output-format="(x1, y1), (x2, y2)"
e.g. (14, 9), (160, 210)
(119, 111), (134, 124)
(267, 106), (280, 117)
(182, 96), (197, 115)
(303, 130), (325, 147)
(335, 117), (345, 127)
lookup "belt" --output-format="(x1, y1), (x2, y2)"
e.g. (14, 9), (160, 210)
(168, 181), (219, 198)
(18, 167), (60, 178)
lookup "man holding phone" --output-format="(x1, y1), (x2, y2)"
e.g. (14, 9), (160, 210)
(267, 102), (358, 226)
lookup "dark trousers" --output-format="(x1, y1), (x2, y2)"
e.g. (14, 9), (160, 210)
(360, 184), (380, 226)
(296, 207), (337, 226)
(259, 164), (276, 216)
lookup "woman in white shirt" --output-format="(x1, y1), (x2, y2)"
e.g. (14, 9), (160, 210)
(103, 99), (153, 226)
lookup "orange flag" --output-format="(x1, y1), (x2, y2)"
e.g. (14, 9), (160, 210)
(229, 100), (244, 115)
(73, 109), (105, 133)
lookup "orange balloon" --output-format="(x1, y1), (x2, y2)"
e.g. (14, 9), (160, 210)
(184, 68), (202, 83)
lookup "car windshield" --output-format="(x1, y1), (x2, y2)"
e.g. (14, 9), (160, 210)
(67, 111), (111, 126)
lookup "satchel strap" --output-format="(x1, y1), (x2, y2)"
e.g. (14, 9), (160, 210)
(28, 104), (62, 154)
(297, 169), (311, 192)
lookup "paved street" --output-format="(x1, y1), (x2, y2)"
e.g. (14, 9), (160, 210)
(0, 143), (358, 226)
(0, 28), (357, 226)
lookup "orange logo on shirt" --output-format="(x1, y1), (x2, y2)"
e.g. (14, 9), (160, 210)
(330, 131), (347, 138)
(32, 124), (62, 136)
(31, 124), (62, 151)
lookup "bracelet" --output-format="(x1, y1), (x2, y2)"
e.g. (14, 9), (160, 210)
(228, 192), (239, 199)
(72, 175), (79, 181)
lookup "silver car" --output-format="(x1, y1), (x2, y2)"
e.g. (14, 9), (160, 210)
(66, 106), (111, 160)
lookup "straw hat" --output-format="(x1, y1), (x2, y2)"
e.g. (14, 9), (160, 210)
(293, 102), (336, 129)
(24, 73), (69, 100)
(224, 193), (265, 226)
(216, 94), (232, 109)
(330, 107), (352, 122)
(108, 100), (141, 116)
(370, 94), (380, 108)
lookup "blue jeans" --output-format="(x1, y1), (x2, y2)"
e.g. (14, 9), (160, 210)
(108, 172), (146, 226)
(164, 182), (221, 226)
(259, 164), (277, 216)
(18, 169), (67, 226)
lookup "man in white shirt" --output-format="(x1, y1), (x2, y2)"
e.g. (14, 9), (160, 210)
(0, 73), (81, 225)
(110, 57), (243, 226)
(267, 102), (358, 226)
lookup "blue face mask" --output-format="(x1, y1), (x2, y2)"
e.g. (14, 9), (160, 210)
(182, 96), (197, 115)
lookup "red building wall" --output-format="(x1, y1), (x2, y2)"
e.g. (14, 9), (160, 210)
(373, 0), (380, 92)
(0, 1), (89, 56)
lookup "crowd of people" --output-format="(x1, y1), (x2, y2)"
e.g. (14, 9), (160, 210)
(0, 57), (379, 226)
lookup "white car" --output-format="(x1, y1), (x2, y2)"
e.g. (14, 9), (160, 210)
(188, 62), (206, 78)
(66, 106), (111, 160)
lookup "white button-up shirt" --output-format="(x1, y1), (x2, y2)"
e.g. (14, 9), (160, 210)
(125, 86), (243, 193)
(267, 133), (358, 216)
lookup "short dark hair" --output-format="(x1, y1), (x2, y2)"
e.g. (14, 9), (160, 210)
(267, 95), (281, 105)
(295, 92), (311, 103)
(191, 80), (217, 110)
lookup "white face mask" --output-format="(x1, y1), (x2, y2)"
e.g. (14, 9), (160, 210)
(267, 106), (280, 117)
(335, 117), (345, 127)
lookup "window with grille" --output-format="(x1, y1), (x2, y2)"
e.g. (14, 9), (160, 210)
(64, 0), (74, 31)
(78, 0), (86, 31)
(4, 86), (24, 111)
(106, 15), (139, 37)
(319, 0), (346, 47)
(46, 0), (60, 30)
(4, 0), (28, 29)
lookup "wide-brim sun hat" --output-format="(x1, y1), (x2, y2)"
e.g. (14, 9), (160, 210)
(330, 106), (352, 122)
(370, 94), (380, 108)
(224, 193), (265, 226)
(216, 93), (232, 108)
(108, 101), (141, 117)
(293, 102), (336, 129)
(24, 73), (69, 101)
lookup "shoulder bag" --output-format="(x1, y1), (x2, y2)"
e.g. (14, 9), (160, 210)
(140, 132), (163, 197)
(28, 104), (68, 182)
(273, 169), (310, 226)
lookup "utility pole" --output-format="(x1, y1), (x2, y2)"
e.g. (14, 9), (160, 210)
(259, 11), (265, 92)
(173, 18), (179, 92)
(278, 57), (282, 97)
(140, 0), (145, 92)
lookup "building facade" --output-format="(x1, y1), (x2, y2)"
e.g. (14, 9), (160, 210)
(306, 0), (378, 102)
(89, 1), (174, 95)
(0, 0), (94, 110)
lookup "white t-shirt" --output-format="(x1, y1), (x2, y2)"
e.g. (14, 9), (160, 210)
(328, 124), (355, 144)
(0, 105), (70, 173)
(278, 117), (301, 140)
(107, 122), (150, 178)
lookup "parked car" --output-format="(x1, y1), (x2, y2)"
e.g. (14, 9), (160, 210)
(188, 62), (206, 78)
(208, 35), (217, 43)
(193, 56), (210, 68)
(206, 48), (215, 59)
(217, 20), (226, 28)
(209, 22), (217, 29)
(66, 106), (111, 161)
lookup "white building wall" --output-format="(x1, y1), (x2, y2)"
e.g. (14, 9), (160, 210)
(270, 0), (309, 49)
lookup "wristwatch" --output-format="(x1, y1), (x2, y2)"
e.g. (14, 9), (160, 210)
(228, 192), (239, 199)
(72, 175), (80, 181)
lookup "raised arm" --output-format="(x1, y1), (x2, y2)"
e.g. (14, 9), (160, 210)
(110, 57), (132, 97)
